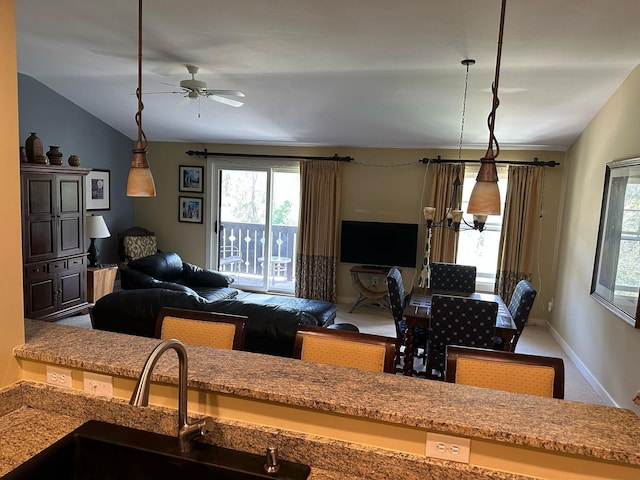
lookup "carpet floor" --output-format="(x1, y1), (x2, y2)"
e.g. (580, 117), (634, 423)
(55, 302), (608, 406)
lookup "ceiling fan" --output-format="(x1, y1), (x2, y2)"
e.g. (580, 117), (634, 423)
(158, 64), (245, 108)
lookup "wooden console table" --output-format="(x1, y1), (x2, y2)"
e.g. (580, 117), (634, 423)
(349, 265), (391, 312)
(87, 266), (117, 303)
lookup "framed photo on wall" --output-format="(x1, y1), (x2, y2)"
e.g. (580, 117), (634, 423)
(179, 165), (204, 193)
(86, 169), (111, 210)
(179, 196), (203, 223)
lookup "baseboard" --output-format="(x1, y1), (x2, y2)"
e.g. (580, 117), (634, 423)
(544, 320), (618, 407)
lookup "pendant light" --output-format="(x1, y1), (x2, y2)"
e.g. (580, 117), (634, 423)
(126, 0), (156, 197)
(467, 0), (507, 215)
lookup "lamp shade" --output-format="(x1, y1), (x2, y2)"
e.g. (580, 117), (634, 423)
(86, 215), (111, 239)
(467, 181), (501, 215)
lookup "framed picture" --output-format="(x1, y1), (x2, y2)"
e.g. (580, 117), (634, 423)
(86, 169), (110, 211)
(591, 157), (640, 328)
(179, 196), (203, 223)
(179, 165), (204, 193)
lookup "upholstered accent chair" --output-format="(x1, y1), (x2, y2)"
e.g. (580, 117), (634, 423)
(118, 226), (158, 263)
(386, 267), (427, 372)
(508, 279), (537, 350)
(293, 325), (396, 373)
(155, 307), (247, 350)
(430, 262), (476, 293)
(445, 345), (564, 398)
(428, 294), (498, 378)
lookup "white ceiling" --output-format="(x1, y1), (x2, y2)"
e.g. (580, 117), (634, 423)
(15, 0), (640, 151)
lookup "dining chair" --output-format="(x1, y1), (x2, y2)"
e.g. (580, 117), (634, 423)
(445, 345), (565, 399)
(386, 267), (427, 372)
(293, 325), (397, 373)
(427, 294), (498, 379)
(508, 279), (538, 351)
(429, 262), (476, 293)
(155, 307), (247, 350)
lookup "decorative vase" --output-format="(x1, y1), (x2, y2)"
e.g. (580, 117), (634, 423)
(35, 155), (48, 165)
(68, 154), (80, 167)
(20, 147), (27, 163)
(25, 132), (43, 163)
(46, 146), (64, 165)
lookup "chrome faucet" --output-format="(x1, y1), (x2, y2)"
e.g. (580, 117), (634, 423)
(130, 338), (214, 452)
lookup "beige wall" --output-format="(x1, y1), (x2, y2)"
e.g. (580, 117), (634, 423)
(136, 142), (564, 321)
(554, 64), (640, 413)
(0, 0), (24, 388)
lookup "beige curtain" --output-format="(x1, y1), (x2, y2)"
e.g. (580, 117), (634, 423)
(295, 160), (342, 302)
(495, 165), (544, 301)
(429, 163), (464, 263)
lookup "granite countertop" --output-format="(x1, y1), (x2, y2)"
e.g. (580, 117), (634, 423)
(9, 319), (640, 472)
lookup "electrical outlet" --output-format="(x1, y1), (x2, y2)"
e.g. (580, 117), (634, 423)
(83, 372), (113, 397)
(425, 432), (470, 463)
(46, 366), (72, 389)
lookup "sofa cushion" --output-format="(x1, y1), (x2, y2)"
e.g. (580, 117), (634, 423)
(122, 235), (157, 261)
(128, 252), (184, 281)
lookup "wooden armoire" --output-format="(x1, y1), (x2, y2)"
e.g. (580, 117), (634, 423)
(20, 164), (91, 320)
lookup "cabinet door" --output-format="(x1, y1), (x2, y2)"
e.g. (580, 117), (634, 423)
(24, 271), (57, 319)
(57, 175), (85, 257)
(22, 173), (56, 263)
(58, 263), (86, 310)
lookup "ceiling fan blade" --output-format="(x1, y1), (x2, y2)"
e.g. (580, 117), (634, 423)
(177, 95), (192, 106)
(206, 89), (246, 98)
(208, 95), (244, 108)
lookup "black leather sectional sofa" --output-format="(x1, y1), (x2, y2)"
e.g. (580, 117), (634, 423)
(90, 252), (337, 357)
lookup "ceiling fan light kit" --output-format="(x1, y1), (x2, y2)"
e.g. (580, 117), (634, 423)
(127, 0), (156, 197)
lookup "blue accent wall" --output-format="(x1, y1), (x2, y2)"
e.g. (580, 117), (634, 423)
(18, 74), (134, 264)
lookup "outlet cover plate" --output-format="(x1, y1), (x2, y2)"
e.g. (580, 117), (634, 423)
(46, 366), (72, 389)
(425, 432), (471, 463)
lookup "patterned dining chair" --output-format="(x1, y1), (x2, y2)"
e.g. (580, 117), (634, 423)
(508, 280), (537, 350)
(427, 294), (498, 379)
(386, 267), (427, 372)
(430, 262), (476, 293)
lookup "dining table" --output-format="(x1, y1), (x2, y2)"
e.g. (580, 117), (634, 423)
(401, 288), (517, 377)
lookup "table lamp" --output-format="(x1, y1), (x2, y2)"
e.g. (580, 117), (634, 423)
(86, 215), (111, 267)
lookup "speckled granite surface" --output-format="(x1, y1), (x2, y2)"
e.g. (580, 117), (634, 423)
(4, 319), (640, 478)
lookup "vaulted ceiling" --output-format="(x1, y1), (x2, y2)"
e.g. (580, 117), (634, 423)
(15, 0), (640, 150)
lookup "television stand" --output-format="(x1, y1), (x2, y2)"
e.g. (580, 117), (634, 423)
(349, 265), (391, 313)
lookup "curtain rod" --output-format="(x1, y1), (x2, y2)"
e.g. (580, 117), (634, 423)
(420, 156), (559, 167)
(185, 149), (353, 162)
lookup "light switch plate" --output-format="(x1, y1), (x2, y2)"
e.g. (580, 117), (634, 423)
(83, 372), (113, 397)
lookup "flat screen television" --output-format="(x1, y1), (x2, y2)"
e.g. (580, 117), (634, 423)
(340, 220), (419, 268)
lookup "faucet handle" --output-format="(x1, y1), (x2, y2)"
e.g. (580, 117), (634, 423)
(199, 416), (215, 435)
(264, 446), (280, 474)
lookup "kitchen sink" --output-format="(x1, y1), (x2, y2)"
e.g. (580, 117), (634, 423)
(3, 420), (310, 479)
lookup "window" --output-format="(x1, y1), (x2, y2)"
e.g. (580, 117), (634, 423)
(456, 164), (508, 292)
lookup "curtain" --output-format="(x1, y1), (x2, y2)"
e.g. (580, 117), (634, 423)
(295, 160), (342, 302)
(495, 165), (544, 302)
(429, 163), (464, 263)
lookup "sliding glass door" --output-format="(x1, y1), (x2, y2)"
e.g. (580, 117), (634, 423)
(212, 161), (300, 294)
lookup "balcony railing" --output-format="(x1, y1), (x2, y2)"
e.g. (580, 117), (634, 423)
(218, 222), (297, 292)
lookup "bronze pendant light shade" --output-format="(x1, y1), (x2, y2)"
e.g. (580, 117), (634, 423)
(127, 0), (156, 197)
(467, 0), (507, 216)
